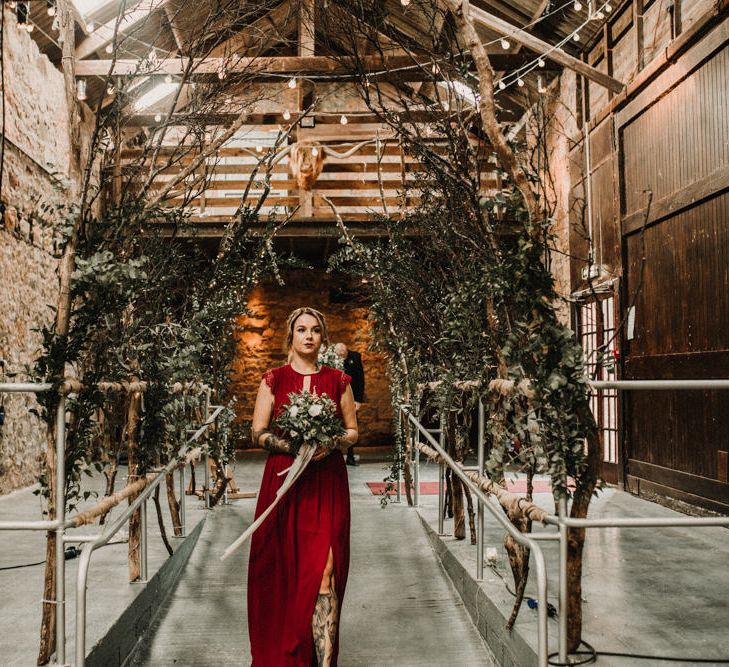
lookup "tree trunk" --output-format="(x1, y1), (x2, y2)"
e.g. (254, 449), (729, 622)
(37, 3), (83, 661)
(165, 473), (183, 537)
(463, 483), (477, 545)
(451, 475), (466, 540)
(153, 485), (173, 556)
(36, 435), (57, 665)
(126, 388), (143, 582)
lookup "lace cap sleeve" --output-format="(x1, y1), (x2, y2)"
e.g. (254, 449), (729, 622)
(262, 369), (276, 392)
(339, 370), (352, 392)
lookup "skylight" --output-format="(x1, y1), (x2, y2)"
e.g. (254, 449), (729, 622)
(71, 0), (114, 18)
(133, 82), (179, 111)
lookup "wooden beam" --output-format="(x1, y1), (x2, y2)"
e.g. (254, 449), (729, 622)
(75, 0), (172, 60)
(298, 0), (315, 57)
(209, 0), (297, 58)
(467, 5), (625, 93)
(75, 53), (559, 77)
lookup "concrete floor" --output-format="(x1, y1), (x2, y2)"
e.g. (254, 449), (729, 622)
(0, 464), (207, 667)
(4, 449), (729, 666)
(128, 450), (496, 666)
(415, 460), (729, 666)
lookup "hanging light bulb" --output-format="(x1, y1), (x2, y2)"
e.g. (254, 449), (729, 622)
(573, 1), (582, 10)
(517, 77), (525, 87)
(596, 11), (605, 19)
(46, 1), (56, 17)
(255, 145), (263, 153)
(105, 43), (114, 54)
(164, 74), (173, 84)
(340, 114), (348, 125)
(573, 32), (581, 41)
(283, 109), (291, 121)
(401, 0), (411, 6)
(538, 75), (547, 94)
(498, 80), (506, 90)
(288, 77), (297, 89)
(217, 65), (226, 80)
(500, 38), (510, 50)
(312, 147), (319, 156)
(605, 2), (613, 11)
(364, 77), (371, 89)
(154, 113), (162, 122)
(87, 21), (95, 32)
(77, 79), (87, 101)
(432, 62), (440, 76)
(538, 58), (546, 68)
(26, 23), (35, 33)
(106, 83), (115, 95)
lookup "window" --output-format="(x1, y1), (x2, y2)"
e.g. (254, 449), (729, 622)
(578, 295), (619, 465)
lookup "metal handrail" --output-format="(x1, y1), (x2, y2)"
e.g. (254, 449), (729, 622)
(404, 377), (729, 666)
(402, 406), (551, 667)
(0, 381), (222, 667)
(73, 404), (225, 666)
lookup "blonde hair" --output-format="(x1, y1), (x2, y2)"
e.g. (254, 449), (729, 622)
(285, 307), (329, 350)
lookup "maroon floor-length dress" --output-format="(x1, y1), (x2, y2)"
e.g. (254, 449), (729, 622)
(247, 364), (351, 667)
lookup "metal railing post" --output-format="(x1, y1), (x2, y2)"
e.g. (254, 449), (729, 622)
(178, 461), (186, 537)
(203, 391), (211, 509)
(558, 496), (568, 664)
(55, 397), (66, 666)
(395, 412), (402, 503)
(75, 546), (93, 667)
(413, 404), (420, 507)
(139, 498), (148, 583)
(438, 412), (445, 535)
(476, 398), (485, 581)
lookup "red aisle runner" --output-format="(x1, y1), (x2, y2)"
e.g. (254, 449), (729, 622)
(366, 479), (553, 495)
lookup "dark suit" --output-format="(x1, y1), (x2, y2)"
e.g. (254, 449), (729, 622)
(343, 350), (365, 464)
(343, 351), (365, 403)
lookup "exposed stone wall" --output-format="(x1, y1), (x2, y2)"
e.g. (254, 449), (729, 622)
(0, 8), (89, 493)
(231, 270), (393, 447)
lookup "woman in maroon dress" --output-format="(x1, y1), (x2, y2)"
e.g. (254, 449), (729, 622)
(248, 307), (358, 666)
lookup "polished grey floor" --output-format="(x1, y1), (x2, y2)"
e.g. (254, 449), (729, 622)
(129, 452), (496, 666)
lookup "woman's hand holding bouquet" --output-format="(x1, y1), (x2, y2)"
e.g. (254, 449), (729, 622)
(273, 389), (346, 459)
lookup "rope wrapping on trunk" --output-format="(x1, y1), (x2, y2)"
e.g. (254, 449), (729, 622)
(415, 442), (547, 524)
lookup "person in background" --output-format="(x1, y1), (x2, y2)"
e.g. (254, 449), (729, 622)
(334, 343), (365, 466)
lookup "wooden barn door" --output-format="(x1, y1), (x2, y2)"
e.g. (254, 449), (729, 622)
(616, 30), (729, 511)
(576, 293), (620, 484)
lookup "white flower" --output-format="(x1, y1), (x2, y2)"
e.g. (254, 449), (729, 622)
(308, 403), (323, 417)
(289, 405), (299, 417)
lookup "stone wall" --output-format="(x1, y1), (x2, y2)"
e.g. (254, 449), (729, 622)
(231, 270), (393, 447)
(0, 8), (88, 493)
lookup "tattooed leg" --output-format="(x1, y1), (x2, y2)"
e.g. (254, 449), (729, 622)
(312, 589), (338, 666)
(313, 549), (338, 666)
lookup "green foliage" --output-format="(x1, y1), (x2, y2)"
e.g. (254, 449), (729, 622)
(32, 200), (280, 511)
(331, 139), (599, 498)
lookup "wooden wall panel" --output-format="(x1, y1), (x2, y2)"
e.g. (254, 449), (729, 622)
(623, 192), (729, 482)
(621, 45), (729, 216)
(642, 0), (673, 64)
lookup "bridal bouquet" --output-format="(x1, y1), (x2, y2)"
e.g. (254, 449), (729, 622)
(221, 389), (345, 561)
(273, 389), (346, 456)
(317, 345), (345, 371)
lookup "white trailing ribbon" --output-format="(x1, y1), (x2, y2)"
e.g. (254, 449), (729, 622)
(220, 443), (317, 561)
